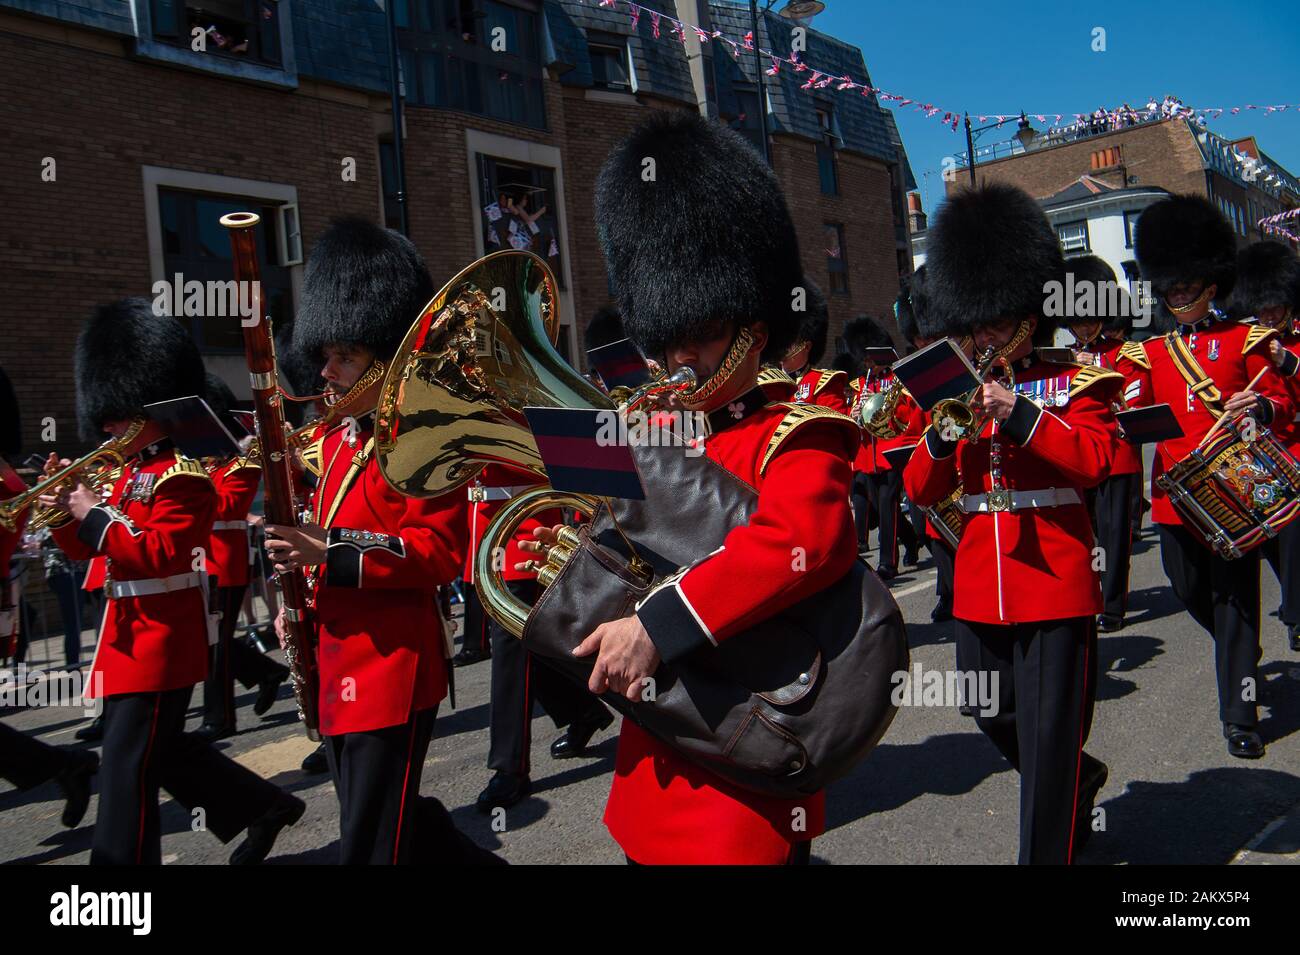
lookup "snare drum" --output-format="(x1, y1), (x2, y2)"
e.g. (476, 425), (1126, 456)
(1156, 424), (1300, 559)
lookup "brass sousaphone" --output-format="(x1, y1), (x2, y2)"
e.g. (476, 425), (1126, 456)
(377, 251), (908, 798)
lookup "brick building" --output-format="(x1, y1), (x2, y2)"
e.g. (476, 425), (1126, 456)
(1, 0), (915, 455)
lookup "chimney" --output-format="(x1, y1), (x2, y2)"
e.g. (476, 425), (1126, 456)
(907, 191), (927, 234)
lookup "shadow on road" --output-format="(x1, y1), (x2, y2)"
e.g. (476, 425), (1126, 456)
(1096, 633), (1164, 702)
(1260, 660), (1300, 747)
(825, 730), (1008, 830)
(1080, 766), (1300, 864)
(2, 819), (94, 865)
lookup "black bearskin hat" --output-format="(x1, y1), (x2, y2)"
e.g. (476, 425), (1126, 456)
(75, 298), (206, 441)
(275, 328), (322, 398)
(895, 267), (928, 344)
(925, 183), (1063, 344)
(1135, 194), (1237, 301)
(0, 365), (19, 458)
(829, 352), (859, 377)
(584, 305), (626, 353)
(794, 279), (830, 365)
(1062, 254), (1132, 335)
(594, 111), (804, 362)
(843, 315), (893, 362)
(1230, 240), (1300, 320)
(292, 216), (434, 365)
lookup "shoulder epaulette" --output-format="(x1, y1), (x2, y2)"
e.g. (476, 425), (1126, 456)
(757, 366), (796, 388)
(1118, 339), (1149, 369)
(1067, 364), (1124, 400)
(760, 403), (859, 475)
(301, 437), (325, 478)
(812, 368), (848, 396)
(155, 455), (213, 492)
(1243, 323), (1279, 355)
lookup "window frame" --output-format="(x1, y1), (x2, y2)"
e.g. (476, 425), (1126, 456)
(825, 222), (849, 295)
(1057, 219), (1090, 253)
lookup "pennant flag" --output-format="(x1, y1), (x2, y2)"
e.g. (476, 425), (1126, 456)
(588, 337), (651, 391)
(650, 11), (660, 37)
(765, 56), (780, 75)
(524, 407), (645, 500)
(743, 30), (753, 49)
(629, 3), (640, 27)
(1116, 404), (1185, 444)
(891, 339), (981, 410)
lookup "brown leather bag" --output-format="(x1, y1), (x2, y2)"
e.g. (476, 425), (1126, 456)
(523, 441), (909, 798)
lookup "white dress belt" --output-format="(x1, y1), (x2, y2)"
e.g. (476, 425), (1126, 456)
(959, 487), (1081, 514)
(469, 484), (540, 502)
(105, 571), (204, 601)
(211, 520), (249, 531)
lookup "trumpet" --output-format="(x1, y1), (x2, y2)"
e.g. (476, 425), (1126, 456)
(0, 419), (145, 533)
(859, 377), (908, 438)
(931, 346), (1016, 443)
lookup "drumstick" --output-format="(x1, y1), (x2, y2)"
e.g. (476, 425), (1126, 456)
(1198, 367), (1269, 448)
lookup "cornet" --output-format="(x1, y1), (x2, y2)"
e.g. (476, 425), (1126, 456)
(930, 346), (1016, 443)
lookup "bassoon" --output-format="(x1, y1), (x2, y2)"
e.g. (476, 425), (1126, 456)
(220, 211), (321, 740)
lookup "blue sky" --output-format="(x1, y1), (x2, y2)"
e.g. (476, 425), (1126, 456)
(801, 0), (1300, 213)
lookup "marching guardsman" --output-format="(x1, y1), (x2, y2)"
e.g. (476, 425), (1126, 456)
(903, 184), (1121, 864)
(1064, 255), (1144, 632)
(41, 299), (303, 865)
(1115, 196), (1293, 758)
(545, 110), (860, 865)
(264, 218), (469, 864)
(1229, 240), (1300, 652)
(0, 373), (99, 831)
(781, 282), (850, 414)
(847, 315), (923, 579)
(196, 373), (288, 741)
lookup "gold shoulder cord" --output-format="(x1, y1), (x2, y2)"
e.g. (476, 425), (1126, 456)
(1243, 324), (1278, 355)
(760, 404), (858, 475)
(1067, 364), (1124, 399)
(155, 455), (213, 492)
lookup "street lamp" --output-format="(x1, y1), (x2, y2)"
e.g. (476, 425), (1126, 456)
(748, 1), (828, 164)
(962, 110), (1035, 186)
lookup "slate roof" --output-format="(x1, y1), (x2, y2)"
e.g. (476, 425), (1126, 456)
(1, 0), (132, 34)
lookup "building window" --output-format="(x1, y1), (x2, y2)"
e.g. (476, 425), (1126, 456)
(157, 187), (294, 354)
(825, 223), (848, 295)
(397, 0), (545, 129)
(816, 106), (838, 196)
(1057, 220), (1090, 253)
(720, 88), (765, 158)
(151, 0), (283, 67)
(588, 34), (632, 92)
(477, 154), (564, 286)
(1123, 211), (1141, 248)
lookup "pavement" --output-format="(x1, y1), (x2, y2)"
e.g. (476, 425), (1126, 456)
(2, 515), (1299, 865)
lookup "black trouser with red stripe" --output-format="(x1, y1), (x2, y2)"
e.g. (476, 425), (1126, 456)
(92, 686), (284, 865)
(1263, 519), (1300, 630)
(485, 579), (607, 777)
(0, 720), (77, 789)
(1158, 524), (1262, 725)
(203, 584), (289, 729)
(325, 705), (437, 865)
(1088, 472), (1139, 620)
(865, 469), (918, 573)
(957, 615), (1099, 864)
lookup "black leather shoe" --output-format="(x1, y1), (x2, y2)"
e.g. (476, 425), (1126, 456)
(551, 708), (615, 759)
(931, 601), (953, 622)
(74, 716), (103, 743)
(194, 722), (236, 743)
(229, 793), (305, 865)
(300, 742), (329, 775)
(902, 550), (919, 569)
(1072, 755), (1109, 854)
(452, 647), (490, 668)
(253, 672), (287, 716)
(56, 750), (99, 828)
(1289, 624), (1300, 652)
(876, 566), (897, 581)
(475, 772), (530, 813)
(1224, 724), (1265, 759)
(1096, 614), (1124, 633)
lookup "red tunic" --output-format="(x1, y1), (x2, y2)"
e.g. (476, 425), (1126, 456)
(904, 360), (1121, 625)
(603, 400), (859, 864)
(309, 417), (467, 736)
(1, 468), (28, 647)
(464, 463), (551, 586)
(207, 456), (261, 587)
(1272, 330), (1300, 455)
(852, 373), (926, 473)
(1074, 336), (1143, 477)
(1113, 320), (1293, 526)
(793, 368), (850, 414)
(51, 443), (215, 697)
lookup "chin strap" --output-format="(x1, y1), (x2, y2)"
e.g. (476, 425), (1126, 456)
(679, 326), (756, 407)
(1166, 285), (1214, 315)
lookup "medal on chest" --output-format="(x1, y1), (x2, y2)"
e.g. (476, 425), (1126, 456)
(794, 383), (811, 402)
(124, 471), (155, 504)
(1207, 340), (1220, 361)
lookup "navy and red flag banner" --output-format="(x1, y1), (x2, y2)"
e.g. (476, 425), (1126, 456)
(523, 406), (645, 500)
(587, 338), (651, 392)
(891, 339), (981, 409)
